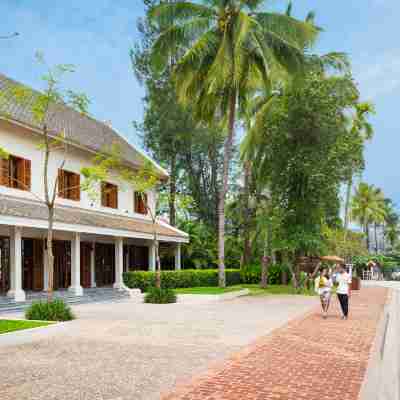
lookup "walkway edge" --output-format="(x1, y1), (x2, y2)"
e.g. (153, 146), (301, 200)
(359, 288), (399, 400)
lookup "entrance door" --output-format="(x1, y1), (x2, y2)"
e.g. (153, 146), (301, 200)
(53, 241), (71, 290)
(80, 242), (92, 288)
(0, 238), (10, 294)
(95, 243), (115, 286)
(22, 239), (44, 291)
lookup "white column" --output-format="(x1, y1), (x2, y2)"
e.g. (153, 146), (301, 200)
(149, 242), (156, 272)
(174, 243), (181, 270)
(113, 237), (125, 290)
(7, 226), (25, 302)
(90, 242), (96, 288)
(69, 233), (83, 296)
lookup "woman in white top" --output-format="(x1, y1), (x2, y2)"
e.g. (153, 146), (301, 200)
(314, 268), (333, 319)
(336, 264), (351, 320)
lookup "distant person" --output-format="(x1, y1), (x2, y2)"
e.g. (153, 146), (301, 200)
(315, 268), (332, 319)
(336, 264), (351, 320)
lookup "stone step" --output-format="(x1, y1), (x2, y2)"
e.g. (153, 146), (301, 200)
(0, 289), (132, 314)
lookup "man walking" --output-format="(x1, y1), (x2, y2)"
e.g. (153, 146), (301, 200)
(336, 264), (351, 320)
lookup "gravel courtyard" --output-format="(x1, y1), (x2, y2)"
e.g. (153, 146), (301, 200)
(0, 295), (317, 400)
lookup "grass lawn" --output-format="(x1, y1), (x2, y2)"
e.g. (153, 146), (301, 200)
(237, 284), (316, 296)
(0, 319), (52, 334)
(174, 284), (316, 296)
(174, 286), (243, 295)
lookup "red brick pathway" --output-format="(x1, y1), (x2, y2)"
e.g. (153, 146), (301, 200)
(163, 287), (388, 400)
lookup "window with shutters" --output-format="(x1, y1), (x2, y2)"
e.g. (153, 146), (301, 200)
(0, 155), (31, 191)
(58, 169), (81, 201)
(101, 182), (118, 209)
(134, 191), (148, 215)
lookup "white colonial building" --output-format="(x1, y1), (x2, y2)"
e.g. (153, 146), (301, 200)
(0, 73), (188, 302)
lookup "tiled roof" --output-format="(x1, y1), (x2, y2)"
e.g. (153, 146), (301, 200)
(0, 73), (168, 179)
(0, 195), (188, 240)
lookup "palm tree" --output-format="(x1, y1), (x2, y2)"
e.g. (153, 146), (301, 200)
(351, 182), (386, 252)
(343, 102), (375, 237)
(149, 0), (317, 286)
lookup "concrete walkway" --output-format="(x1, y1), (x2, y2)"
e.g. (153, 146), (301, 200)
(163, 287), (388, 400)
(0, 294), (316, 400)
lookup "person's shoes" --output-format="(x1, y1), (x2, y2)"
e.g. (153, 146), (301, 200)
(323, 313), (327, 319)
(341, 315), (346, 320)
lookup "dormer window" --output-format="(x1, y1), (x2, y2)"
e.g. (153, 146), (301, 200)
(0, 155), (31, 191)
(101, 182), (118, 209)
(134, 191), (148, 215)
(58, 169), (80, 201)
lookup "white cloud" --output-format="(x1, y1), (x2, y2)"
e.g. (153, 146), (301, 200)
(354, 51), (400, 100)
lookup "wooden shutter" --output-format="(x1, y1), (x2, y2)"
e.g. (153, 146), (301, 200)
(58, 169), (65, 197)
(0, 158), (9, 187)
(22, 159), (31, 191)
(112, 185), (118, 209)
(72, 173), (80, 201)
(142, 193), (148, 214)
(134, 192), (140, 213)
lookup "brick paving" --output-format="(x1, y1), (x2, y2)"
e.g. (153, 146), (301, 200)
(163, 287), (388, 400)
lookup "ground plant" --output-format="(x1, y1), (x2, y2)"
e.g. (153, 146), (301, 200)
(25, 299), (75, 321)
(0, 319), (51, 334)
(144, 287), (177, 303)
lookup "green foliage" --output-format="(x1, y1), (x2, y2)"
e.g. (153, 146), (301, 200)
(25, 299), (75, 321)
(240, 264), (290, 285)
(144, 287), (177, 304)
(0, 320), (51, 334)
(123, 269), (242, 291)
(243, 71), (360, 258)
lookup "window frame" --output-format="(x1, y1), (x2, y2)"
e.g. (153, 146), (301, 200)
(101, 181), (118, 209)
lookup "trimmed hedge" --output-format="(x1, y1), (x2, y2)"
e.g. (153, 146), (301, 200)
(123, 269), (242, 292)
(240, 264), (290, 285)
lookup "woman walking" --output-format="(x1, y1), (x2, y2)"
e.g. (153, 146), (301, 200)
(336, 264), (351, 320)
(315, 268), (332, 319)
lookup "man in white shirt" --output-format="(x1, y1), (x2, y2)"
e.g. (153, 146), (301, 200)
(336, 264), (351, 320)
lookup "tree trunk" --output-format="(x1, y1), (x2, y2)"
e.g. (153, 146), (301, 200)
(260, 255), (269, 289)
(169, 153), (177, 227)
(217, 92), (236, 287)
(366, 223), (370, 252)
(46, 207), (54, 301)
(374, 222), (378, 254)
(241, 161), (251, 269)
(343, 175), (352, 241)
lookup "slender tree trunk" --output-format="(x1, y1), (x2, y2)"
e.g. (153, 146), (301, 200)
(47, 207), (54, 301)
(241, 160), (251, 269)
(344, 175), (352, 241)
(169, 153), (177, 227)
(218, 92), (236, 287)
(374, 222), (378, 254)
(366, 223), (370, 252)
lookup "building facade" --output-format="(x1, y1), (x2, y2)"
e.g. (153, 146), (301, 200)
(0, 73), (188, 302)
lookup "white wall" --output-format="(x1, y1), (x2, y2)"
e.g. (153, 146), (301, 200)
(0, 120), (155, 220)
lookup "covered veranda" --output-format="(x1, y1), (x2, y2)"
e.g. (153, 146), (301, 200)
(0, 197), (188, 302)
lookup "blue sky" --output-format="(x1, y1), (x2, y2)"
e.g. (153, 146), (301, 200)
(1, 0), (399, 205)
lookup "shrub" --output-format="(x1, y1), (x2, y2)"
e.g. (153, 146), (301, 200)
(240, 264), (291, 285)
(25, 299), (75, 321)
(144, 287), (177, 304)
(123, 269), (241, 291)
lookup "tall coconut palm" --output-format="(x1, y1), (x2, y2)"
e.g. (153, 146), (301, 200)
(343, 102), (375, 237)
(149, 0), (317, 286)
(351, 182), (386, 252)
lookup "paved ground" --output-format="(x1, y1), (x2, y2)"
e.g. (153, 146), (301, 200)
(0, 294), (317, 400)
(163, 287), (388, 400)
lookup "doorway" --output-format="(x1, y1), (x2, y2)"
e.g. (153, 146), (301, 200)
(22, 238), (44, 291)
(95, 243), (115, 286)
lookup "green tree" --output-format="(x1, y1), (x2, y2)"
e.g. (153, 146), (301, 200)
(351, 182), (386, 252)
(149, 0), (317, 286)
(343, 102), (375, 237)
(243, 71), (359, 288)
